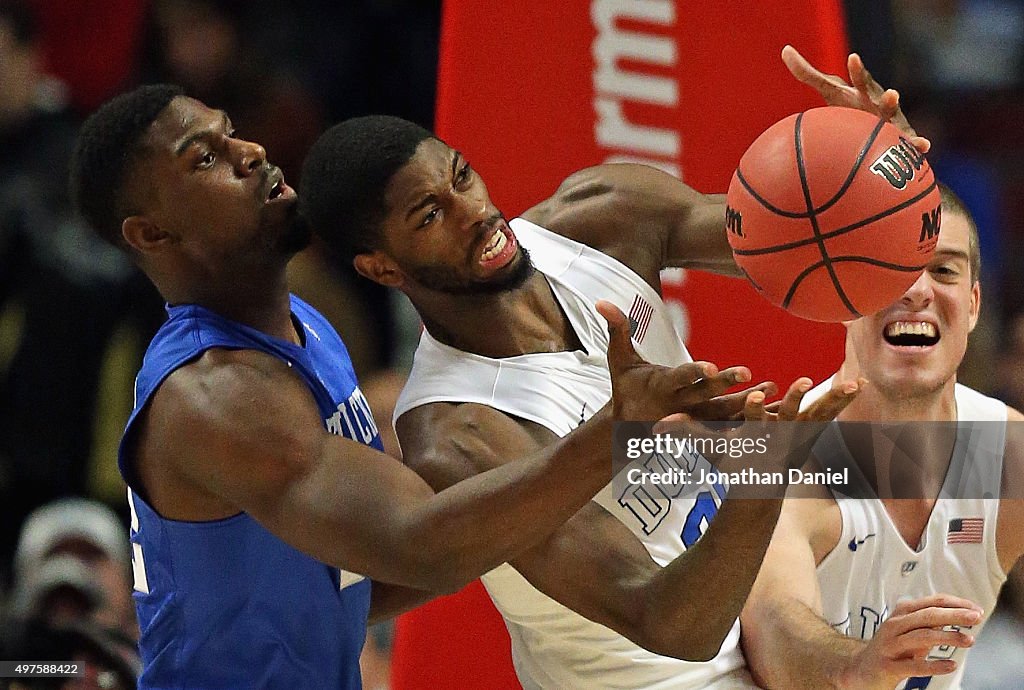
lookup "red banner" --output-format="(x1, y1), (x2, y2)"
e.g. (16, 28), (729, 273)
(393, 3), (849, 688)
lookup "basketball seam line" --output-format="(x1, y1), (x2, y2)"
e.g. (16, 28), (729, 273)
(782, 255), (930, 310)
(786, 111), (860, 317)
(738, 265), (763, 292)
(733, 177), (939, 257)
(781, 256), (929, 312)
(735, 116), (887, 220)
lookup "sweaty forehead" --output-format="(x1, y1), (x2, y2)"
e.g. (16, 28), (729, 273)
(383, 138), (455, 211)
(143, 96), (219, 153)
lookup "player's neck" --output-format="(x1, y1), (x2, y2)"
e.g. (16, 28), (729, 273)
(839, 378), (957, 422)
(412, 272), (583, 358)
(165, 268), (299, 344)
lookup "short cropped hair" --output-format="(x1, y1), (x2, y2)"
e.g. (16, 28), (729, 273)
(300, 115), (434, 262)
(937, 182), (980, 284)
(70, 84), (184, 249)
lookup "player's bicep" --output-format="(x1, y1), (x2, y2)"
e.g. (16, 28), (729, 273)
(525, 164), (737, 277)
(664, 192), (741, 276)
(144, 350), (330, 507)
(147, 351), (444, 577)
(368, 580), (436, 624)
(396, 403), (551, 491)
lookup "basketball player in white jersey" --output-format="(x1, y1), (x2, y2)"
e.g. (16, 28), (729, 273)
(298, 58), (887, 682)
(736, 49), (1024, 690)
(739, 183), (1024, 689)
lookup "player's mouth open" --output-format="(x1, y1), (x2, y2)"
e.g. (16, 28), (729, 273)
(478, 223), (517, 270)
(883, 321), (940, 348)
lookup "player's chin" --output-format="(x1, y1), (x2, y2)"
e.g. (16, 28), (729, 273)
(273, 207), (312, 254)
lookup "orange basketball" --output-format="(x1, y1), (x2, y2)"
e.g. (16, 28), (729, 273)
(725, 106), (941, 322)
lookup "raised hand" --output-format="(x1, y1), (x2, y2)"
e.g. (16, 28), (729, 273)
(733, 376), (863, 474)
(837, 594), (982, 689)
(750, 376), (864, 423)
(781, 44), (930, 154)
(680, 381), (779, 422)
(597, 300), (750, 422)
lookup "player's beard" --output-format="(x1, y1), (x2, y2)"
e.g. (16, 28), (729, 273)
(406, 245), (535, 296)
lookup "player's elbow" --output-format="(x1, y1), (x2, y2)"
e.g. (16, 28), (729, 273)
(392, 517), (485, 594)
(379, 544), (474, 594)
(418, 557), (476, 595)
(627, 592), (730, 662)
(635, 622), (727, 662)
(738, 604), (782, 685)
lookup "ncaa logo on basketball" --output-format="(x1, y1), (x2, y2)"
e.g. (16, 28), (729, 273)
(869, 137), (925, 190)
(919, 205), (941, 250)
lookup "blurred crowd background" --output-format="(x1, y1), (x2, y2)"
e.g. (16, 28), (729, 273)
(0, 0), (1021, 687)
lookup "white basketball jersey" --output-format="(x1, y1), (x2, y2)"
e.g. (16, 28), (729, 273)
(395, 218), (754, 689)
(806, 379), (1008, 690)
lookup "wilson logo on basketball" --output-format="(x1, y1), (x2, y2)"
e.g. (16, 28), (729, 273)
(870, 137), (926, 190)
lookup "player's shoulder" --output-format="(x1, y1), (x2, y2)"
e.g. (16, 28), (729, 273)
(521, 163), (668, 287)
(522, 164), (674, 242)
(778, 485), (842, 564)
(166, 348), (294, 396)
(144, 347), (326, 480)
(154, 348), (315, 436)
(781, 476), (840, 525)
(954, 382), (1011, 420)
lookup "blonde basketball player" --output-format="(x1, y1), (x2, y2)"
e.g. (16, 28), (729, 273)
(741, 52), (1024, 690)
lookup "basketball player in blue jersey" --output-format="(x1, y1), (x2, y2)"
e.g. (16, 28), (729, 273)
(69, 85), (765, 689)
(298, 63), (877, 687)
(740, 54), (1024, 690)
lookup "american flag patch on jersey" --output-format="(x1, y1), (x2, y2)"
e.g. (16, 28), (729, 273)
(947, 517), (984, 544)
(628, 294), (654, 344)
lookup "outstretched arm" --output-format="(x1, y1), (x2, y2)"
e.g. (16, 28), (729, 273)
(136, 303), (731, 594)
(397, 378), (859, 659)
(521, 48), (929, 289)
(741, 496), (982, 688)
(521, 163), (741, 289)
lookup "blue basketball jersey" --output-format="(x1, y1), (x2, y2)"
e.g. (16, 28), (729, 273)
(120, 295), (382, 689)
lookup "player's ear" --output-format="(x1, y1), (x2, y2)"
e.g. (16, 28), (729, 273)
(122, 215), (175, 254)
(354, 251), (404, 288)
(967, 280), (981, 333)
